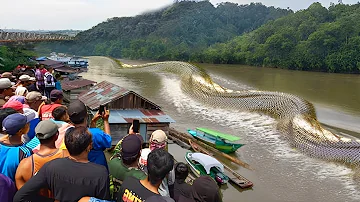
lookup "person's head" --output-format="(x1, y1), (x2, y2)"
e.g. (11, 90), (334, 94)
(35, 120), (59, 145)
(47, 67), (53, 73)
(50, 90), (63, 104)
(19, 75), (31, 86)
(175, 162), (189, 182)
(192, 176), (221, 202)
(25, 92), (47, 111)
(1, 72), (15, 80)
(0, 108), (17, 133)
(0, 78), (14, 96)
(68, 100), (88, 125)
(7, 95), (25, 104)
(147, 148), (174, 186)
(15, 87), (28, 96)
(29, 77), (36, 84)
(52, 106), (69, 122)
(2, 113), (30, 136)
(2, 100), (24, 113)
(150, 130), (168, 151)
(39, 64), (44, 69)
(54, 74), (61, 80)
(65, 126), (92, 156)
(121, 135), (142, 166)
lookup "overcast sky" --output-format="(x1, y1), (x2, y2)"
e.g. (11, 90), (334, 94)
(0, 0), (358, 30)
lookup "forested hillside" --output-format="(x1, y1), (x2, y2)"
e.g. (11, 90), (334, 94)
(39, 1), (291, 60)
(200, 3), (360, 73)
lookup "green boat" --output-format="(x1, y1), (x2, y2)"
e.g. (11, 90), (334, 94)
(187, 128), (244, 153)
(185, 152), (229, 185)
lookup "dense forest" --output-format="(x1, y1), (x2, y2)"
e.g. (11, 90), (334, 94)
(38, 1), (291, 60)
(199, 2), (360, 73)
(37, 1), (360, 73)
(0, 45), (37, 72)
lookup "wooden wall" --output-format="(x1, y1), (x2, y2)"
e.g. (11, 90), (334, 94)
(109, 93), (158, 110)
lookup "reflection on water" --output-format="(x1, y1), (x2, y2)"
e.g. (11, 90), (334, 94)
(81, 57), (360, 202)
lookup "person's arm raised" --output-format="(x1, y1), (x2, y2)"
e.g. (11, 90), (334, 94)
(102, 109), (111, 135)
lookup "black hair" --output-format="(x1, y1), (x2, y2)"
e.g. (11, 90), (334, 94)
(54, 74), (61, 79)
(52, 106), (67, 121)
(0, 108), (18, 132)
(65, 126), (92, 156)
(122, 153), (141, 166)
(147, 148), (174, 186)
(175, 162), (189, 181)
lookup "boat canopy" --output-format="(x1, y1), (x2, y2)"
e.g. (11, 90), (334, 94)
(188, 152), (224, 174)
(196, 127), (240, 142)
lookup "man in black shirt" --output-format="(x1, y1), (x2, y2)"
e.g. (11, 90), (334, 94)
(118, 149), (174, 202)
(13, 126), (110, 202)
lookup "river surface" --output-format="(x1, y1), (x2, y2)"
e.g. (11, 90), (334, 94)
(81, 57), (360, 202)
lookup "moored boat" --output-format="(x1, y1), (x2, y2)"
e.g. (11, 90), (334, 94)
(187, 127), (244, 153)
(185, 152), (229, 185)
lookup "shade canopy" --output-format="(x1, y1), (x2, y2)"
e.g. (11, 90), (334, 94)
(187, 152), (224, 174)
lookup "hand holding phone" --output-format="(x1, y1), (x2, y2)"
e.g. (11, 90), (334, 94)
(133, 119), (140, 133)
(99, 105), (105, 116)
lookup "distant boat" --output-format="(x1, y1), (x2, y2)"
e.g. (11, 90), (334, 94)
(49, 53), (88, 68)
(187, 128), (244, 153)
(185, 152), (229, 185)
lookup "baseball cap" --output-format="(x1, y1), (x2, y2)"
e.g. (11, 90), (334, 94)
(50, 90), (63, 100)
(0, 78), (12, 89)
(121, 135), (142, 159)
(26, 92), (47, 103)
(150, 130), (167, 143)
(15, 87), (28, 96)
(68, 100), (87, 124)
(8, 95), (25, 104)
(23, 108), (37, 121)
(2, 113), (27, 136)
(35, 120), (59, 140)
(29, 77), (36, 81)
(1, 72), (15, 79)
(2, 100), (23, 111)
(19, 75), (30, 82)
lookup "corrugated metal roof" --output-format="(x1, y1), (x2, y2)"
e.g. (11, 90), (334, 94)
(55, 66), (78, 73)
(61, 79), (96, 91)
(78, 81), (161, 110)
(90, 109), (175, 124)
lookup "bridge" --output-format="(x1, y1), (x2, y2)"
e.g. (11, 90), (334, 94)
(0, 31), (73, 43)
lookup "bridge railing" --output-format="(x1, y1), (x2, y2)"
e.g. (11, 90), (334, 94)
(0, 31), (73, 42)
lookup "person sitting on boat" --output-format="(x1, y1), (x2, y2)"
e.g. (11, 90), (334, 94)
(117, 148), (174, 202)
(108, 135), (146, 200)
(169, 162), (192, 202)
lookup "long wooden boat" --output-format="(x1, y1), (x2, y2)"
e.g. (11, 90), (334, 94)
(189, 140), (253, 189)
(185, 152), (229, 185)
(187, 128), (244, 153)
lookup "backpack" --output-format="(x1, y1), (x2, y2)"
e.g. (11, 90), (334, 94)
(44, 72), (55, 87)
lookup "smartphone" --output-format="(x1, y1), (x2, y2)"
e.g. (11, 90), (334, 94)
(99, 105), (105, 115)
(133, 119), (140, 133)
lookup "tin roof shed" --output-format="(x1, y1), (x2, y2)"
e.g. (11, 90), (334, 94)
(90, 109), (175, 124)
(78, 81), (161, 110)
(61, 79), (96, 91)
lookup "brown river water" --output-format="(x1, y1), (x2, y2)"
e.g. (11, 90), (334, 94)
(81, 57), (360, 202)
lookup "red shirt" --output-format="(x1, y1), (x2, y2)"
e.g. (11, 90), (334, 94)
(39, 104), (62, 120)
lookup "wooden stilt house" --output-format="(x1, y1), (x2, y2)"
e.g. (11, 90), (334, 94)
(78, 81), (175, 145)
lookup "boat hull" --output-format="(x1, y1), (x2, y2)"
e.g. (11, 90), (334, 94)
(188, 130), (244, 153)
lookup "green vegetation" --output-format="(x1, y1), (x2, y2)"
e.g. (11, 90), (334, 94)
(38, 1), (291, 61)
(0, 44), (37, 71)
(199, 3), (360, 73)
(38, 1), (360, 73)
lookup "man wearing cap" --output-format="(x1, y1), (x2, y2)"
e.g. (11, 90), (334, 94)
(0, 113), (34, 181)
(2, 100), (24, 113)
(39, 89), (63, 120)
(65, 100), (112, 169)
(109, 135), (146, 200)
(16, 75), (31, 89)
(15, 120), (68, 195)
(117, 149), (174, 202)
(26, 77), (38, 92)
(0, 78), (14, 107)
(25, 91), (47, 112)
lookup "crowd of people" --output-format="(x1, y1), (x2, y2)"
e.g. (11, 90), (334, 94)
(0, 66), (222, 202)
